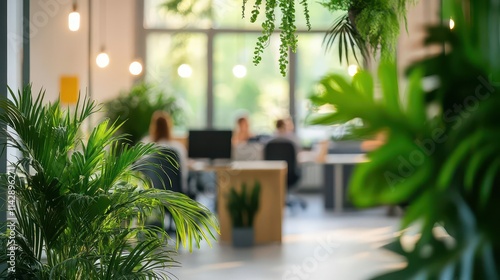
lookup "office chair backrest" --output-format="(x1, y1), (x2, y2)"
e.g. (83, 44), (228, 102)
(264, 138), (300, 186)
(138, 147), (183, 193)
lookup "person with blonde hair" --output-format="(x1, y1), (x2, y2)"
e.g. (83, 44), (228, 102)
(146, 111), (188, 193)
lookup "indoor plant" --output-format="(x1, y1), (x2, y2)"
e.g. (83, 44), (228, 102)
(104, 82), (185, 145)
(241, 0), (415, 74)
(0, 85), (218, 279)
(321, 0), (416, 63)
(226, 181), (261, 247)
(308, 1), (500, 277)
(158, 0), (414, 75)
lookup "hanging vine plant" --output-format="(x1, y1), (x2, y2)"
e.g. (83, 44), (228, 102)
(243, 0), (311, 76)
(244, 0), (416, 72)
(319, 0), (414, 64)
(158, 0), (414, 75)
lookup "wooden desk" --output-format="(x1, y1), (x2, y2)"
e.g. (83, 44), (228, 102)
(216, 161), (287, 244)
(323, 154), (367, 212)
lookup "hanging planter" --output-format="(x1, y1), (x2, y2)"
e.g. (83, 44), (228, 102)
(322, 0), (413, 64)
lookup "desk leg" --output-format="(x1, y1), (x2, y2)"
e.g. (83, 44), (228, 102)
(323, 164), (334, 209)
(334, 164), (343, 213)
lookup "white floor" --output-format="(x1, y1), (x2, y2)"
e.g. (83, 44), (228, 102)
(167, 194), (405, 280)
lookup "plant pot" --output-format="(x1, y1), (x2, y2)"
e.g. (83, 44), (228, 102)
(232, 227), (254, 248)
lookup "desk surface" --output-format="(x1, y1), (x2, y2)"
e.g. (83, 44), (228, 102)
(324, 154), (368, 164)
(230, 161), (287, 170)
(189, 160), (287, 171)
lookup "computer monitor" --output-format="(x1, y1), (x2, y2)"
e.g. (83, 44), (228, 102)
(188, 130), (232, 160)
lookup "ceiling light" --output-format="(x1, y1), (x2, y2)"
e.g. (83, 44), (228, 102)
(232, 64), (247, 78)
(348, 65), (359, 77)
(96, 51), (110, 68)
(178, 64), (193, 78)
(129, 61), (143, 75)
(68, 2), (80, 31)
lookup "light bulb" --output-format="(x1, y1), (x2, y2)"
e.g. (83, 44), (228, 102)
(129, 61), (143, 75)
(348, 65), (359, 77)
(232, 64), (247, 78)
(177, 64), (193, 78)
(68, 11), (80, 31)
(449, 18), (455, 30)
(96, 52), (110, 68)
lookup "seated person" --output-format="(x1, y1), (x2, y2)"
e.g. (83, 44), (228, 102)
(273, 117), (301, 152)
(143, 111), (188, 193)
(232, 115), (253, 146)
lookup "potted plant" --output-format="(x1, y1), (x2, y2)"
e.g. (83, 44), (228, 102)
(104, 82), (185, 145)
(0, 85), (218, 278)
(226, 181), (261, 248)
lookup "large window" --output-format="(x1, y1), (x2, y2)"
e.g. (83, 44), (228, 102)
(146, 33), (207, 129)
(142, 0), (358, 139)
(213, 34), (288, 132)
(295, 34), (353, 146)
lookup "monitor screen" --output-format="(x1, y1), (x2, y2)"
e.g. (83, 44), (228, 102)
(188, 130), (232, 160)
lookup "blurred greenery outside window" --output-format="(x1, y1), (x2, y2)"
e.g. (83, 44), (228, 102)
(213, 34), (288, 132)
(146, 33), (207, 130)
(143, 0), (361, 143)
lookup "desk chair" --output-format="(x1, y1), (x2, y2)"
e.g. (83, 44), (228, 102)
(137, 147), (183, 232)
(264, 138), (307, 210)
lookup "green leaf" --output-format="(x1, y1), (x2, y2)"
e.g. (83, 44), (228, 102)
(352, 70), (374, 101)
(437, 132), (482, 190)
(480, 158), (500, 207)
(405, 68), (426, 130)
(464, 144), (497, 190)
(378, 61), (401, 115)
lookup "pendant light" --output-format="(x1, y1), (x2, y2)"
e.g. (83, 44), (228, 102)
(96, 0), (109, 68)
(177, 64), (193, 78)
(129, 60), (143, 76)
(68, 0), (80, 31)
(232, 64), (247, 78)
(348, 65), (359, 76)
(232, 34), (247, 78)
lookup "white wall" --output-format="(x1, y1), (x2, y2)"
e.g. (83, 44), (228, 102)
(30, 0), (137, 104)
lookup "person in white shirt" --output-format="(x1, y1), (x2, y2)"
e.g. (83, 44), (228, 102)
(232, 115), (253, 146)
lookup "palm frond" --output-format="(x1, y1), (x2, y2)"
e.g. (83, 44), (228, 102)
(323, 13), (368, 65)
(0, 85), (219, 279)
